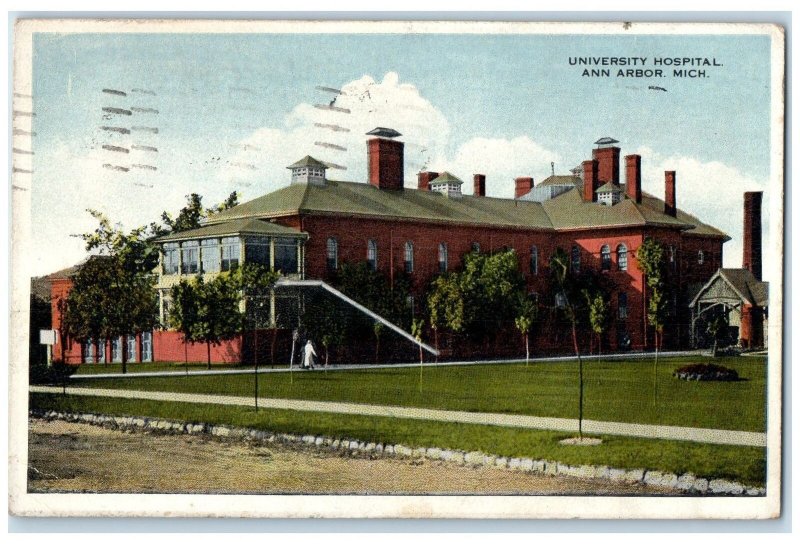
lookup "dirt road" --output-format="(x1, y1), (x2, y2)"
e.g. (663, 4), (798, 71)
(27, 419), (679, 495)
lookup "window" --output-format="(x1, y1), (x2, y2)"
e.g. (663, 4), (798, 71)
(601, 245), (611, 271)
(96, 339), (106, 363)
(698, 250), (705, 265)
(275, 238), (299, 274)
(141, 332), (153, 362)
(163, 243), (179, 274)
(201, 239), (220, 273)
(179, 241), (199, 274)
(617, 244), (628, 271)
(472, 242), (481, 253)
(221, 237), (240, 271)
(555, 292), (567, 309)
(404, 241), (414, 273)
(127, 335), (137, 363)
(112, 337), (122, 362)
(367, 239), (378, 271)
(244, 236), (271, 267)
(407, 295), (415, 316)
(669, 245), (676, 271)
(571, 245), (581, 273)
(618, 292), (628, 320)
(438, 242), (448, 273)
(326, 238), (338, 271)
(83, 339), (95, 364)
(530, 246), (539, 275)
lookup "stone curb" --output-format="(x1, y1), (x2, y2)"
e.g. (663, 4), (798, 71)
(30, 409), (766, 497)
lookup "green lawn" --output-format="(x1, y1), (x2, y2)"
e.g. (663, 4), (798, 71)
(29, 393), (767, 487)
(70, 356), (767, 432)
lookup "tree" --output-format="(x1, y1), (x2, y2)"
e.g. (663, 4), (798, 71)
(584, 289), (609, 355)
(427, 272), (464, 358)
(514, 295), (538, 365)
(636, 237), (668, 405)
(706, 313), (727, 357)
(156, 191), (239, 236)
(550, 247), (587, 438)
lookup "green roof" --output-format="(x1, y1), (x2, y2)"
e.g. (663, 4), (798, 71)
(430, 171), (463, 185)
(204, 178), (727, 238)
(287, 155), (328, 169)
(596, 181), (623, 194)
(156, 218), (306, 243)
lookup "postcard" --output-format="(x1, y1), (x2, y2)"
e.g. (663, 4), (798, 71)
(9, 19), (784, 519)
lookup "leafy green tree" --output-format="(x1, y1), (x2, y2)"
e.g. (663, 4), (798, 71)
(427, 272), (464, 357)
(239, 263), (280, 364)
(514, 295), (538, 365)
(584, 289), (610, 355)
(156, 191), (239, 236)
(636, 237), (668, 404)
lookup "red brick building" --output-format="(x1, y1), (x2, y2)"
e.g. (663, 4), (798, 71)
(50, 129), (731, 364)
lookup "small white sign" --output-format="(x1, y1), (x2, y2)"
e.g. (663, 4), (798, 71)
(39, 329), (57, 345)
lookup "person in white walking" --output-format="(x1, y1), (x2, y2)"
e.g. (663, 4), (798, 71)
(302, 340), (317, 370)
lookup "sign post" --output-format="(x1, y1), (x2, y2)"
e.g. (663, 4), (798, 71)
(39, 329), (57, 366)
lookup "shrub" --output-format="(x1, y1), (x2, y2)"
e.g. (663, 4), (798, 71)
(673, 363), (739, 382)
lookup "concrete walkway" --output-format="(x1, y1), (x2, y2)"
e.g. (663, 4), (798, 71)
(69, 350), (706, 380)
(29, 385), (766, 448)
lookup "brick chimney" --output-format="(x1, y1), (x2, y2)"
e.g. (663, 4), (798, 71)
(743, 191), (763, 281)
(514, 177), (533, 199)
(367, 127), (404, 190)
(664, 171), (676, 217)
(625, 154), (642, 203)
(582, 159), (599, 202)
(417, 171), (439, 191)
(473, 174), (486, 197)
(593, 141), (620, 185)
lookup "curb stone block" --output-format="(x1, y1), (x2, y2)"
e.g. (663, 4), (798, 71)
(624, 469), (645, 483)
(519, 458), (534, 472)
(383, 445), (394, 455)
(302, 435), (315, 444)
(439, 450), (453, 461)
(375, 444), (384, 454)
(494, 457), (507, 468)
(332, 439), (340, 449)
(448, 451), (465, 465)
(676, 474), (696, 491)
(425, 447), (442, 460)
(691, 478), (709, 493)
(709, 479), (744, 495)
(482, 455), (496, 467)
(350, 441), (362, 451)
(464, 451), (484, 466)
(508, 458), (521, 470)
(315, 437), (325, 446)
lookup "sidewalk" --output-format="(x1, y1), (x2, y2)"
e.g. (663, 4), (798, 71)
(29, 385), (766, 447)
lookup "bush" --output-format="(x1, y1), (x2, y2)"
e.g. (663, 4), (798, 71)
(673, 363), (739, 382)
(29, 360), (79, 385)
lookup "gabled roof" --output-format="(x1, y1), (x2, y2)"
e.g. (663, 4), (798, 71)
(156, 218), (306, 243)
(596, 181), (623, 194)
(287, 156), (327, 169)
(537, 175), (582, 188)
(690, 268), (769, 308)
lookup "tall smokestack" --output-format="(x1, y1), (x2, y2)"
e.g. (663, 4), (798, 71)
(473, 174), (486, 197)
(625, 154), (642, 203)
(743, 191), (763, 281)
(582, 159), (599, 202)
(514, 177), (533, 199)
(366, 127), (404, 190)
(664, 171), (676, 217)
(417, 171), (438, 191)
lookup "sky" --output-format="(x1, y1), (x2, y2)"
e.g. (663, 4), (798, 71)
(23, 29), (775, 279)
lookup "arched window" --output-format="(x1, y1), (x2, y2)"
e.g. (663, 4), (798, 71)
(367, 239), (378, 271)
(326, 237), (338, 271)
(601, 245), (611, 271)
(698, 250), (705, 265)
(530, 246), (539, 275)
(404, 241), (414, 273)
(438, 242), (448, 273)
(617, 244), (628, 271)
(571, 245), (581, 273)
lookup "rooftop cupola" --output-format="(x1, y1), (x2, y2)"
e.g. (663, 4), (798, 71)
(429, 171), (463, 198)
(287, 155), (328, 186)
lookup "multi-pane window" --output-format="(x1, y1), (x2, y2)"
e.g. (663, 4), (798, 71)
(112, 337), (122, 362)
(127, 335), (137, 363)
(404, 241), (414, 273)
(180, 241), (199, 274)
(201, 239), (220, 273)
(367, 240), (378, 271)
(163, 243), (179, 274)
(326, 238), (338, 271)
(221, 237), (240, 271)
(601, 245), (611, 271)
(275, 238), (298, 274)
(141, 332), (153, 362)
(530, 246), (539, 275)
(84, 339), (95, 364)
(438, 243), (448, 273)
(617, 244), (628, 271)
(571, 245), (581, 273)
(618, 292), (628, 319)
(244, 236), (271, 267)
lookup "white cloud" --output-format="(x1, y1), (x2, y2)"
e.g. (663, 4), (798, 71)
(635, 146), (771, 277)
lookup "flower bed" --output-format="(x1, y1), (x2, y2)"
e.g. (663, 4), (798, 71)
(673, 363), (739, 382)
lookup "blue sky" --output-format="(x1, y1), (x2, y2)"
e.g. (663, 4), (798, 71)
(26, 29), (775, 276)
